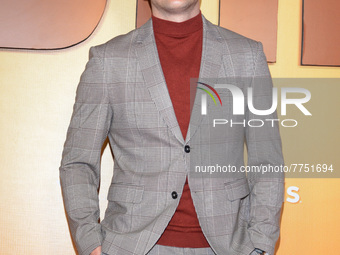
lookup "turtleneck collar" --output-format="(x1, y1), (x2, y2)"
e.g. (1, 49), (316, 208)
(152, 11), (203, 37)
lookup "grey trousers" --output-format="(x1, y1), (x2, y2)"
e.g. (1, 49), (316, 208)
(102, 245), (260, 255)
(146, 244), (261, 255)
(101, 244), (216, 255)
(146, 244), (216, 255)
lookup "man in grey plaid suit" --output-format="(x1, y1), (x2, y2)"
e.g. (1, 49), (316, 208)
(59, 1), (284, 255)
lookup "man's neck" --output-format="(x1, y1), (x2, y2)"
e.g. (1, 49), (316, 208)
(151, 3), (200, 23)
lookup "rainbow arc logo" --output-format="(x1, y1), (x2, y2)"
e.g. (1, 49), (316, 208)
(197, 82), (222, 115)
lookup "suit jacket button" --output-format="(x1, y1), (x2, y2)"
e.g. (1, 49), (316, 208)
(171, 191), (178, 199)
(184, 145), (190, 153)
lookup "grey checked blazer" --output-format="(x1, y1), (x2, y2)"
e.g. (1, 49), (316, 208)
(60, 15), (284, 255)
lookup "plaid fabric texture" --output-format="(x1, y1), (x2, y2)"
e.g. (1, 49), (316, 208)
(60, 15), (284, 255)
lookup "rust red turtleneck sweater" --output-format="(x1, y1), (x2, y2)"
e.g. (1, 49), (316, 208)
(152, 12), (210, 248)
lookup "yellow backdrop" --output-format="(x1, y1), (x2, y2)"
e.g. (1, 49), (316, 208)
(0, 0), (339, 254)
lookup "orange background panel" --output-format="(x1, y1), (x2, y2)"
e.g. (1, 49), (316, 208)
(302, 0), (340, 66)
(136, 0), (152, 28)
(219, 0), (278, 63)
(0, 0), (106, 49)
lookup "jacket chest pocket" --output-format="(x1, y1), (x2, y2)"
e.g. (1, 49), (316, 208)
(110, 93), (167, 130)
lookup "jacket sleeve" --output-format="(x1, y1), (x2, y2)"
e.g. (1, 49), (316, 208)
(59, 46), (112, 255)
(245, 41), (285, 255)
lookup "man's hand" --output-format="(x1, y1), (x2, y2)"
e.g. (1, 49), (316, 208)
(90, 246), (101, 255)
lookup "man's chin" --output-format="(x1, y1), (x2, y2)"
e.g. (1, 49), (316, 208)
(154, 0), (199, 15)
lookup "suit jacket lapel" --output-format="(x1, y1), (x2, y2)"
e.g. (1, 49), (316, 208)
(135, 18), (185, 144)
(185, 15), (225, 144)
(134, 15), (227, 145)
